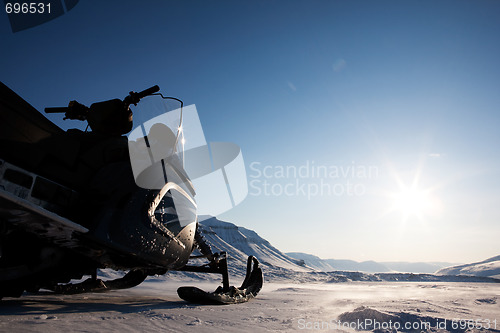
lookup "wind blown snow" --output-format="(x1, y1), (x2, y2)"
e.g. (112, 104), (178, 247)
(1, 217), (499, 332)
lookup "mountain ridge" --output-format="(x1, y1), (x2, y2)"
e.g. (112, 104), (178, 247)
(196, 216), (310, 277)
(194, 216), (499, 279)
(436, 255), (500, 278)
(285, 252), (460, 274)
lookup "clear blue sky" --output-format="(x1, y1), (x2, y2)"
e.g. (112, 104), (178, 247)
(2, 0), (500, 263)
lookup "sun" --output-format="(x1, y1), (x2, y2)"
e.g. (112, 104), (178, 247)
(391, 186), (434, 218)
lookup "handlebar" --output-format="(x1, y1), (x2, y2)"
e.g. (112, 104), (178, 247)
(137, 85), (160, 99)
(44, 107), (69, 114)
(124, 85), (160, 107)
(44, 85), (160, 120)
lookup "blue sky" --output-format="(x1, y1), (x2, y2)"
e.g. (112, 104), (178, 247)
(2, 0), (500, 263)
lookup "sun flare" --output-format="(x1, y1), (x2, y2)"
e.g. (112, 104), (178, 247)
(383, 163), (442, 224)
(391, 187), (434, 218)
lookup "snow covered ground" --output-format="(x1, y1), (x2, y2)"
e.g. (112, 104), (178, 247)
(1, 217), (498, 332)
(2, 215), (499, 332)
(1, 279), (499, 333)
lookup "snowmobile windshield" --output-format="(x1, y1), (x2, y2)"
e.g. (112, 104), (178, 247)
(128, 95), (196, 230)
(127, 95), (187, 190)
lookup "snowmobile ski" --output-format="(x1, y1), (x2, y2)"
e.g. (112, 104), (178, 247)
(177, 256), (263, 305)
(177, 285), (257, 305)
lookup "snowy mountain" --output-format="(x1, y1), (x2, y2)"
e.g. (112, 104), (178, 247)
(329, 259), (390, 272)
(285, 253), (387, 272)
(286, 252), (336, 271)
(382, 261), (458, 274)
(436, 255), (500, 278)
(173, 217), (498, 283)
(286, 252), (457, 273)
(195, 216), (311, 278)
(286, 253), (391, 272)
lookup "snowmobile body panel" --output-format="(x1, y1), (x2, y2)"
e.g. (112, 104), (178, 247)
(0, 158), (197, 271)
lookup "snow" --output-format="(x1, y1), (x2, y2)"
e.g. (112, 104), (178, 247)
(2, 216), (500, 332)
(437, 256), (500, 278)
(1, 280), (499, 332)
(286, 252), (337, 272)
(197, 216), (311, 274)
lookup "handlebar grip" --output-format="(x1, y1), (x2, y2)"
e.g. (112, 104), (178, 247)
(136, 85), (160, 99)
(45, 107), (68, 113)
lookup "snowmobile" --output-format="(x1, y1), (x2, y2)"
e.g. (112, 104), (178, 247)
(0, 82), (262, 304)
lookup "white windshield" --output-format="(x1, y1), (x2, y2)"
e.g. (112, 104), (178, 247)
(127, 95), (185, 189)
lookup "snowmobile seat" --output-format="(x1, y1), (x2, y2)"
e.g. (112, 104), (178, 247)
(0, 81), (65, 170)
(0, 81), (63, 144)
(0, 82), (131, 191)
